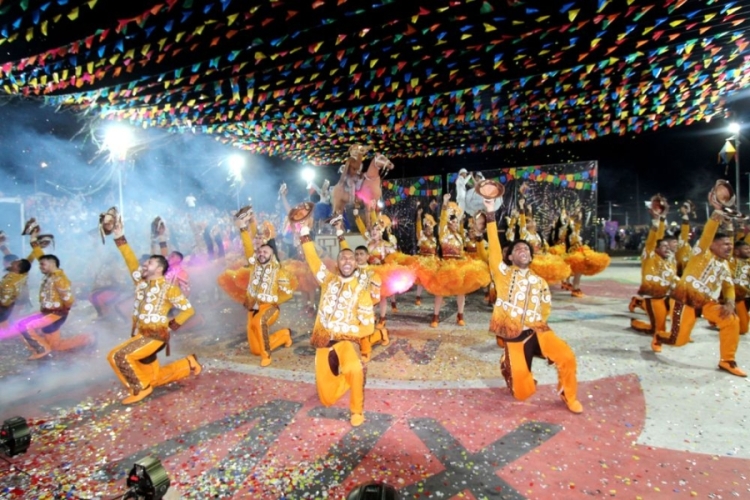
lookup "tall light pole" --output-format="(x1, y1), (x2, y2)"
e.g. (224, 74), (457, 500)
(228, 154), (245, 209)
(730, 121), (741, 211)
(104, 124), (135, 219)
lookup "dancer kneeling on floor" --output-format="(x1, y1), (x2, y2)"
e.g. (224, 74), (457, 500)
(105, 218), (202, 405)
(298, 224), (375, 427)
(483, 198), (583, 414)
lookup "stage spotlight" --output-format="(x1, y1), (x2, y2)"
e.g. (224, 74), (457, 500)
(729, 122), (741, 135)
(124, 456), (170, 500)
(0, 417), (31, 457)
(346, 482), (400, 500)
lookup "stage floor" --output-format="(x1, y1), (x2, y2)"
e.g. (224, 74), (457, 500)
(1, 258), (749, 499)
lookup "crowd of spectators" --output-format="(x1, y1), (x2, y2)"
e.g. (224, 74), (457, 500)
(603, 223), (699, 253)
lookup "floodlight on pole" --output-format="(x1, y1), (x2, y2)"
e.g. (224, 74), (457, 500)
(301, 167), (316, 183)
(104, 124), (135, 162)
(104, 123), (135, 221)
(228, 154), (245, 179)
(227, 154), (246, 209)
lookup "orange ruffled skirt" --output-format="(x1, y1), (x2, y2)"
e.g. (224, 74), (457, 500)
(564, 245), (611, 276)
(395, 254), (439, 287)
(217, 267), (250, 304)
(371, 263), (417, 298)
(416, 257), (491, 297)
(530, 253), (571, 284)
(384, 251), (418, 267)
(548, 243), (567, 256)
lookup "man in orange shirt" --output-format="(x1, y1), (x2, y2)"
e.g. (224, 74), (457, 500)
(483, 199), (582, 414)
(732, 240), (750, 335)
(19, 244), (94, 360)
(106, 220), (201, 404)
(655, 189), (745, 377)
(299, 224), (375, 427)
(630, 208), (677, 334)
(236, 215), (293, 367)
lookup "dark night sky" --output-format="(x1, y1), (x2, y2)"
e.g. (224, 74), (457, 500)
(1, 93), (749, 225)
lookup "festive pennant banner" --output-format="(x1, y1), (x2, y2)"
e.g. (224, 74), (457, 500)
(0, 1), (748, 163)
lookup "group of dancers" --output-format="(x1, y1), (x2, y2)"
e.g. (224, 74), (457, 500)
(0, 212), (203, 406)
(208, 157), (616, 425)
(11, 155), (745, 429)
(629, 181), (748, 377)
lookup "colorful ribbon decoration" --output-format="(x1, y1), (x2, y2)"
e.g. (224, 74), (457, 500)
(0, 1), (747, 164)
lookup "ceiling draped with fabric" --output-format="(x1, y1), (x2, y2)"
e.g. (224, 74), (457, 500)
(1, 0), (749, 165)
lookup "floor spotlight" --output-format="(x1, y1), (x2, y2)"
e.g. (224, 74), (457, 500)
(124, 456), (170, 500)
(347, 482), (400, 500)
(0, 417), (31, 457)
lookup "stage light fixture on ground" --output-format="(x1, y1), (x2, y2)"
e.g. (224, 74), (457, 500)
(347, 482), (400, 500)
(124, 456), (170, 500)
(1, 417), (31, 457)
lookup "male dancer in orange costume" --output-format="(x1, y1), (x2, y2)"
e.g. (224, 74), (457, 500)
(236, 214), (293, 367)
(654, 189), (745, 377)
(18, 228), (94, 360)
(106, 219), (202, 404)
(299, 224), (374, 427)
(484, 198), (583, 414)
(334, 218), (389, 362)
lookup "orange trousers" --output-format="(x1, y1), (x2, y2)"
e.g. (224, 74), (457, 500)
(655, 300), (739, 361)
(359, 327), (389, 361)
(107, 334), (193, 396)
(499, 330), (578, 403)
(315, 341), (364, 416)
(247, 304), (291, 364)
(20, 313), (93, 355)
(631, 297), (668, 334)
(737, 298), (749, 335)
(0, 304), (12, 328)
(630, 296), (645, 312)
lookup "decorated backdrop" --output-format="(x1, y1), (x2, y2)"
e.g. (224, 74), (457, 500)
(381, 175), (442, 255)
(448, 161), (598, 245)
